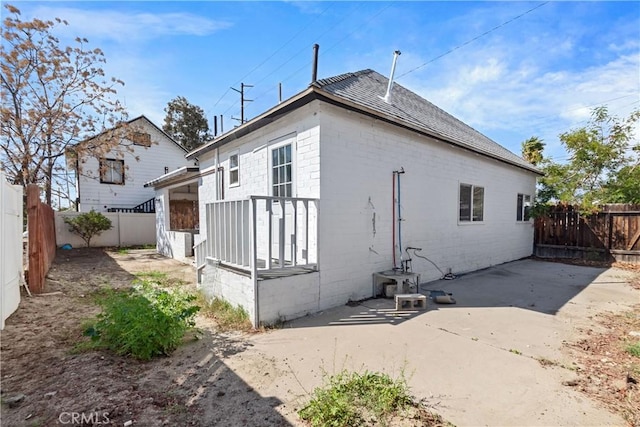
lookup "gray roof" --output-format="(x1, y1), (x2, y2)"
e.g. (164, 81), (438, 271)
(314, 69), (539, 173)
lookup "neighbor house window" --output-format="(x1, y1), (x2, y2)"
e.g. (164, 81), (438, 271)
(131, 131), (151, 147)
(229, 153), (239, 187)
(272, 144), (292, 197)
(100, 158), (124, 185)
(517, 194), (532, 221)
(459, 183), (484, 222)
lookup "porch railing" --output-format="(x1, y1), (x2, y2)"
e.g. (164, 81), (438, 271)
(194, 238), (207, 270)
(198, 196), (319, 273)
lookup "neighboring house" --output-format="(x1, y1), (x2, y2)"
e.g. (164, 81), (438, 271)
(70, 115), (197, 213)
(188, 69), (542, 327)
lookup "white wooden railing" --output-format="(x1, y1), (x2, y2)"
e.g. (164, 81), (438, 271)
(196, 196), (319, 274)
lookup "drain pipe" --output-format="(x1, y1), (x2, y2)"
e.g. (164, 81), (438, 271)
(396, 168), (405, 270)
(392, 172), (396, 269)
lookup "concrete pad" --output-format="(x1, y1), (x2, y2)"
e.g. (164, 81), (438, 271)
(222, 259), (639, 426)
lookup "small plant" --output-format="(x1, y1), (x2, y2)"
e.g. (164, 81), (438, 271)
(64, 210), (112, 247)
(627, 342), (640, 358)
(116, 247), (129, 255)
(197, 294), (251, 331)
(299, 370), (412, 427)
(82, 281), (200, 360)
(509, 349), (522, 355)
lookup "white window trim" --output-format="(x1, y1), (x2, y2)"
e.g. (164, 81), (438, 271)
(229, 151), (240, 188)
(458, 182), (484, 224)
(268, 133), (296, 198)
(516, 193), (532, 222)
(100, 158), (125, 185)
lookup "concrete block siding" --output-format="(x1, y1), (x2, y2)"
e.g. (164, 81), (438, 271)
(317, 102), (536, 310)
(198, 99), (536, 324)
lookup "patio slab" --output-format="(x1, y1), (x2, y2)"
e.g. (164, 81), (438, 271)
(222, 259), (639, 426)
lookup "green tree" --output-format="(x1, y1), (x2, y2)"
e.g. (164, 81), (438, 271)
(521, 136), (545, 166)
(532, 107), (640, 207)
(1, 4), (128, 205)
(64, 210), (112, 247)
(162, 96), (211, 151)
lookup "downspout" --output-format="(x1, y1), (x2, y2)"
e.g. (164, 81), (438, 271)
(215, 147), (220, 200)
(392, 172), (396, 269)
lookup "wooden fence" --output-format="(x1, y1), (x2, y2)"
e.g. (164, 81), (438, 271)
(27, 185), (56, 293)
(534, 204), (640, 263)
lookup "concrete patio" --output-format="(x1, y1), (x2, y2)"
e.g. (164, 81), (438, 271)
(221, 259), (639, 426)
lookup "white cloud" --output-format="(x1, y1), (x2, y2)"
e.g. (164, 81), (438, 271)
(28, 6), (232, 43)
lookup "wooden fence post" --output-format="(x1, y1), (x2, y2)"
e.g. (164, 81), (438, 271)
(27, 185), (44, 293)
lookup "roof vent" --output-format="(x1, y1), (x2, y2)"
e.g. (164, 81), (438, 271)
(381, 50), (401, 103)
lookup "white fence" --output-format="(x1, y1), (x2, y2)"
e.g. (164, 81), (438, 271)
(55, 212), (156, 247)
(1, 171), (23, 329)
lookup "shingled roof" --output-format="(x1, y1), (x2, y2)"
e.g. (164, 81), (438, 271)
(313, 69), (539, 173)
(190, 69), (540, 174)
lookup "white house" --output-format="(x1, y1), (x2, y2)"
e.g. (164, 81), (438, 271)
(71, 115), (197, 213)
(188, 69), (542, 326)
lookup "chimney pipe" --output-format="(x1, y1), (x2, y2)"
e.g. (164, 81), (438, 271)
(220, 115), (224, 134)
(311, 44), (319, 83)
(382, 50), (401, 103)
(213, 116), (218, 137)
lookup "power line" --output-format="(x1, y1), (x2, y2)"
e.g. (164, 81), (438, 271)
(211, 2), (334, 113)
(397, 2), (549, 79)
(250, 2), (392, 106)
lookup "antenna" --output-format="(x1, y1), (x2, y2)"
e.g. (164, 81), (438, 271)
(231, 83), (253, 124)
(382, 50), (401, 103)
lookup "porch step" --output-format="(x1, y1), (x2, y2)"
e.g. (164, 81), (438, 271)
(395, 293), (427, 311)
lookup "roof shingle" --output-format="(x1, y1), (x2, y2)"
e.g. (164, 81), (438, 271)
(315, 69), (538, 173)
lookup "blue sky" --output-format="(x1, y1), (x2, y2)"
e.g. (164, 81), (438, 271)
(9, 1), (640, 162)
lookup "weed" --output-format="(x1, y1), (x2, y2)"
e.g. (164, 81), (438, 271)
(626, 341), (640, 358)
(81, 280), (200, 360)
(537, 357), (555, 367)
(116, 247), (129, 255)
(471, 337), (479, 341)
(509, 349), (522, 355)
(197, 294), (252, 331)
(298, 370), (412, 427)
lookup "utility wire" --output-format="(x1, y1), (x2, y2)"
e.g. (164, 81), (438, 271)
(222, 3), (368, 117)
(210, 2), (333, 112)
(250, 2), (392, 106)
(397, 2), (549, 79)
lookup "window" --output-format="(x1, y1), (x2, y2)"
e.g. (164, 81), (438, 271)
(517, 194), (532, 221)
(100, 158), (124, 185)
(229, 153), (239, 187)
(459, 183), (484, 222)
(131, 131), (151, 146)
(272, 144), (292, 197)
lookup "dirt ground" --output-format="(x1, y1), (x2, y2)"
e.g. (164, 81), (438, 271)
(0, 248), (257, 427)
(1, 250), (639, 426)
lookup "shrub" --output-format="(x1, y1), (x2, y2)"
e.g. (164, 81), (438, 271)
(83, 281), (200, 360)
(64, 210), (112, 247)
(299, 370), (412, 427)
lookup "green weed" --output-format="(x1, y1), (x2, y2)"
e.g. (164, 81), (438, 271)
(298, 370), (412, 427)
(626, 341), (640, 358)
(81, 280), (200, 360)
(197, 294), (251, 331)
(509, 349), (522, 355)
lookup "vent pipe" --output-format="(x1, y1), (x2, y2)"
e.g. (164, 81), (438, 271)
(311, 44), (319, 83)
(382, 50), (401, 103)
(213, 116), (218, 137)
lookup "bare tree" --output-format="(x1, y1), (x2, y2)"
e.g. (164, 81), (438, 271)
(1, 4), (129, 205)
